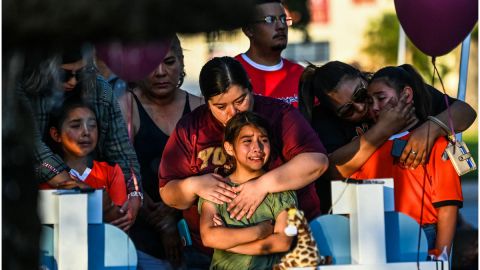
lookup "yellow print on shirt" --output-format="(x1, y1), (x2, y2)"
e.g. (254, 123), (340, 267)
(198, 147), (227, 170)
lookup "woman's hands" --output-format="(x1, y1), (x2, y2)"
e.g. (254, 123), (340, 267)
(227, 179), (268, 220)
(399, 120), (440, 169)
(51, 172), (93, 189)
(109, 200), (134, 231)
(103, 192), (122, 223)
(374, 93), (416, 137)
(193, 173), (237, 204)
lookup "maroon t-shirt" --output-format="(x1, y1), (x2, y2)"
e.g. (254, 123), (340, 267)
(159, 95), (326, 252)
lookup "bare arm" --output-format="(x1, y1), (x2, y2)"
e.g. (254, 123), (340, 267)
(400, 100), (477, 168)
(327, 123), (395, 179)
(438, 100), (476, 133)
(259, 152), (328, 192)
(160, 173), (236, 210)
(328, 94), (414, 178)
(226, 210), (292, 255)
(199, 202), (273, 250)
(435, 205), (458, 256)
(228, 152), (328, 219)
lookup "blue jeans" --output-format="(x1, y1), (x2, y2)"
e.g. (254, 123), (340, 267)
(137, 250), (174, 270)
(422, 223), (437, 251)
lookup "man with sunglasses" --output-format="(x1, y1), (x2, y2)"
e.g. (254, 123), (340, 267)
(18, 46), (143, 230)
(235, 0), (303, 106)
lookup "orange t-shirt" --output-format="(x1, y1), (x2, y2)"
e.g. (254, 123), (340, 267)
(39, 161), (127, 206)
(351, 135), (463, 225)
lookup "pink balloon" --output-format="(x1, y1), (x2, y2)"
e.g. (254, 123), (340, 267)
(395, 0), (477, 57)
(96, 39), (171, 82)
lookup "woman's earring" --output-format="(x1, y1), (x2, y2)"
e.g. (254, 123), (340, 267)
(177, 71), (186, 88)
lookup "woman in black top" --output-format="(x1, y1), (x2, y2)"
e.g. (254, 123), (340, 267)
(118, 35), (203, 269)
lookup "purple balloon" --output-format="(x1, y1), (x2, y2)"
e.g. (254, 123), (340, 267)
(395, 0), (478, 57)
(96, 39), (171, 82)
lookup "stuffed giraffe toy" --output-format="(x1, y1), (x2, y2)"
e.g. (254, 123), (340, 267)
(273, 207), (328, 270)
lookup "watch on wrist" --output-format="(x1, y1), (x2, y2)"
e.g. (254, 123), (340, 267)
(128, 191), (144, 206)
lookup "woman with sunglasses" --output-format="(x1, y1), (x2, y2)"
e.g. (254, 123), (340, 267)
(18, 45), (143, 230)
(298, 61), (476, 213)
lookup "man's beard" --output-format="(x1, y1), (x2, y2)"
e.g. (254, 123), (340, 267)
(271, 43), (287, 52)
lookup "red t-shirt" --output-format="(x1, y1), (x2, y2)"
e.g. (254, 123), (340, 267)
(39, 161), (128, 206)
(235, 54), (304, 107)
(159, 95), (325, 252)
(351, 134), (463, 225)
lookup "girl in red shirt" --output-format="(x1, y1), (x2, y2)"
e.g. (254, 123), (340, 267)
(40, 99), (128, 227)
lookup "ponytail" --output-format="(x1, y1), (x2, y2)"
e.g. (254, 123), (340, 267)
(298, 64), (317, 122)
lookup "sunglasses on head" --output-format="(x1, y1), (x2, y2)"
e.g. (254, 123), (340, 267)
(59, 68), (85, 82)
(335, 82), (372, 119)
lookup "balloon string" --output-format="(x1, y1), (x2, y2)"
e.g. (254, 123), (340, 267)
(431, 57), (455, 142)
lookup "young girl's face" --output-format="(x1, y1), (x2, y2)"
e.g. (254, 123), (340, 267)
(228, 124), (271, 173)
(367, 80), (400, 121)
(52, 107), (98, 158)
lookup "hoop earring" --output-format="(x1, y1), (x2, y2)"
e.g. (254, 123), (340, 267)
(177, 71), (186, 88)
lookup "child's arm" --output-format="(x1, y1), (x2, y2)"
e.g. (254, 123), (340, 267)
(200, 201), (273, 250)
(226, 210), (293, 255)
(435, 205), (458, 255)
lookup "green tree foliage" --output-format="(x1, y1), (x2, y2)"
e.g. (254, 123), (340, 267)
(362, 12), (450, 79)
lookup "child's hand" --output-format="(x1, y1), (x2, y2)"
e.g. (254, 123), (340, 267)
(110, 200), (134, 231)
(55, 179), (80, 189)
(212, 213), (225, 227)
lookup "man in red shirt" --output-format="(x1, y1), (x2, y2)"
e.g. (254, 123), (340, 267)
(235, 0), (303, 106)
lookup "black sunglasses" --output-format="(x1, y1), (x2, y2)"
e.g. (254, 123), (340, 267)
(335, 82), (372, 119)
(59, 68), (85, 82)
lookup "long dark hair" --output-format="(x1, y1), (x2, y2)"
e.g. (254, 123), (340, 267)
(20, 44), (97, 98)
(223, 111), (272, 175)
(370, 64), (431, 123)
(298, 61), (367, 122)
(199, 56), (252, 100)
